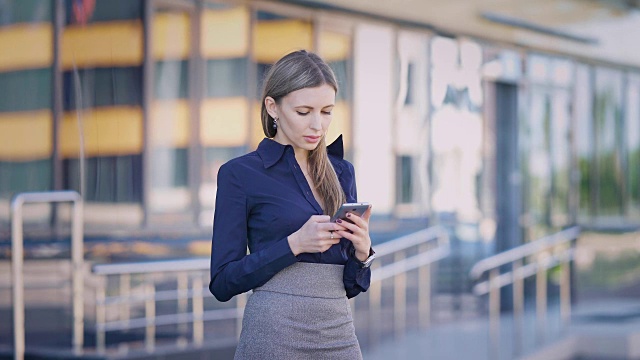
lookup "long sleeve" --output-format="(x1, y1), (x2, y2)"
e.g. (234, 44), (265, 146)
(340, 160), (372, 298)
(209, 163), (298, 302)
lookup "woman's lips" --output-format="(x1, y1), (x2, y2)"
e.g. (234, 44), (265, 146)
(303, 136), (321, 143)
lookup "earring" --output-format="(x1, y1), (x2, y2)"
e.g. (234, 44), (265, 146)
(273, 118), (278, 129)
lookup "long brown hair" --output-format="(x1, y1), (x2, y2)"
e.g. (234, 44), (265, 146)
(260, 50), (346, 216)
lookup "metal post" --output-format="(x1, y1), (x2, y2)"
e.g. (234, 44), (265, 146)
(536, 256), (547, 344)
(560, 250), (571, 328)
(418, 249), (431, 329)
(71, 191), (84, 355)
(177, 272), (188, 336)
(119, 274), (131, 324)
(145, 283), (156, 352)
(96, 277), (106, 354)
(11, 191), (83, 360)
(513, 260), (524, 357)
(193, 276), (204, 346)
(369, 262), (381, 346)
(394, 252), (406, 338)
(489, 268), (500, 360)
(11, 199), (25, 360)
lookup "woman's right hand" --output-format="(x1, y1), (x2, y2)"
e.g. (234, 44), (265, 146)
(287, 215), (347, 256)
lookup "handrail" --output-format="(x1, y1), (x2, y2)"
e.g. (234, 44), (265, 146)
(91, 226), (449, 277)
(93, 258), (209, 276)
(374, 226), (448, 256)
(372, 226), (449, 282)
(469, 226), (580, 280)
(468, 226), (580, 360)
(11, 191), (84, 360)
(90, 225), (449, 353)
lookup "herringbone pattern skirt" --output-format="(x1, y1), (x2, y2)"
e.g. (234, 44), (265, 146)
(234, 262), (363, 359)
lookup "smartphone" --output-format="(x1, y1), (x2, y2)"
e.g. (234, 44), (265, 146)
(330, 202), (370, 223)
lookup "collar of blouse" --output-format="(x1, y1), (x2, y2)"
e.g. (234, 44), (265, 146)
(257, 135), (345, 172)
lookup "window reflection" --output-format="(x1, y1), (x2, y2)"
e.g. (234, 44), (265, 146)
(430, 37), (483, 224)
(318, 24), (352, 148)
(395, 31), (429, 216)
(149, 5), (192, 214)
(574, 64), (593, 220)
(60, 0), (145, 226)
(626, 74), (640, 218)
(199, 3), (251, 226)
(523, 55), (574, 239)
(0, 1), (54, 226)
(594, 67), (624, 217)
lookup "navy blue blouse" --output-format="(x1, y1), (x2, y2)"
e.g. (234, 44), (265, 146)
(209, 135), (371, 302)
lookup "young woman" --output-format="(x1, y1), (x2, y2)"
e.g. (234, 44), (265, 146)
(209, 50), (375, 359)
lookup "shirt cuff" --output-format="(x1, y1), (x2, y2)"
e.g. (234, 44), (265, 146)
(269, 236), (299, 268)
(344, 255), (371, 293)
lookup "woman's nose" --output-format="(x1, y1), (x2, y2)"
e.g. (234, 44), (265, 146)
(310, 113), (322, 130)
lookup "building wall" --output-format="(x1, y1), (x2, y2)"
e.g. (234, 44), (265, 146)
(0, 0), (639, 242)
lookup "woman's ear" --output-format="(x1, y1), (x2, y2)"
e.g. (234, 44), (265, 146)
(264, 96), (278, 119)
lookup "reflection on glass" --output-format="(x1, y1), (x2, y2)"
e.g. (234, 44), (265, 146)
(551, 89), (571, 225)
(522, 55), (574, 240)
(149, 6), (192, 213)
(626, 75), (640, 217)
(0, 2), (54, 226)
(395, 31), (429, 215)
(574, 65), (593, 219)
(199, 4), (251, 226)
(430, 37), (483, 223)
(594, 67), (624, 217)
(318, 26), (352, 147)
(525, 88), (552, 238)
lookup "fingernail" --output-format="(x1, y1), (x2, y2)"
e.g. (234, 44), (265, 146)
(336, 219), (342, 223)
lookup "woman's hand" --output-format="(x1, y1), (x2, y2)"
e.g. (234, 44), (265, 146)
(288, 215), (347, 256)
(334, 206), (372, 261)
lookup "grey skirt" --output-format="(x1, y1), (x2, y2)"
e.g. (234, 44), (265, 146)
(234, 262), (363, 360)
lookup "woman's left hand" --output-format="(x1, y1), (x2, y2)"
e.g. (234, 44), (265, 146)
(334, 206), (372, 261)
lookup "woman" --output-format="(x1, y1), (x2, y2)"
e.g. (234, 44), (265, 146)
(209, 50), (375, 359)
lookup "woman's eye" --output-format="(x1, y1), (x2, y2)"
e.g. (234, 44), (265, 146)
(296, 111), (309, 116)
(322, 111), (332, 115)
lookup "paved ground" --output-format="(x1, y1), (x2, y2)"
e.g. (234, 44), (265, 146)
(362, 298), (640, 360)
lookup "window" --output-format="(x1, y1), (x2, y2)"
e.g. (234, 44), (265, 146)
(594, 67), (624, 217)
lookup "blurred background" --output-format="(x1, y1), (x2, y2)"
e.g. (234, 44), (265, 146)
(1, 0), (639, 359)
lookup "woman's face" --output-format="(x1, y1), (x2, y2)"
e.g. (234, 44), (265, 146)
(266, 84), (335, 154)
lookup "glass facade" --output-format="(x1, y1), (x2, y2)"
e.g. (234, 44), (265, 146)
(521, 55), (574, 241)
(430, 37), (484, 225)
(1, 0), (640, 236)
(627, 74), (640, 218)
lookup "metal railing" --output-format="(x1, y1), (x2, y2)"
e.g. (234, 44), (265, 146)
(367, 226), (450, 340)
(11, 191), (84, 360)
(89, 225), (449, 354)
(469, 226), (581, 359)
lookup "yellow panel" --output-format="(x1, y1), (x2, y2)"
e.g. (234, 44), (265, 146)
(201, 97), (249, 147)
(150, 100), (190, 147)
(253, 20), (313, 63)
(319, 31), (350, 62)
(153, 12), (191, 60)
(250, 101), (264, 149)
(325, 100), (350, 151)
(61, 107), (143, 157)
(0, 24), (53, 72)
(201, 7), (249, 59)
(62, 21), (143, 70)
(0, 110), (52, 160)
